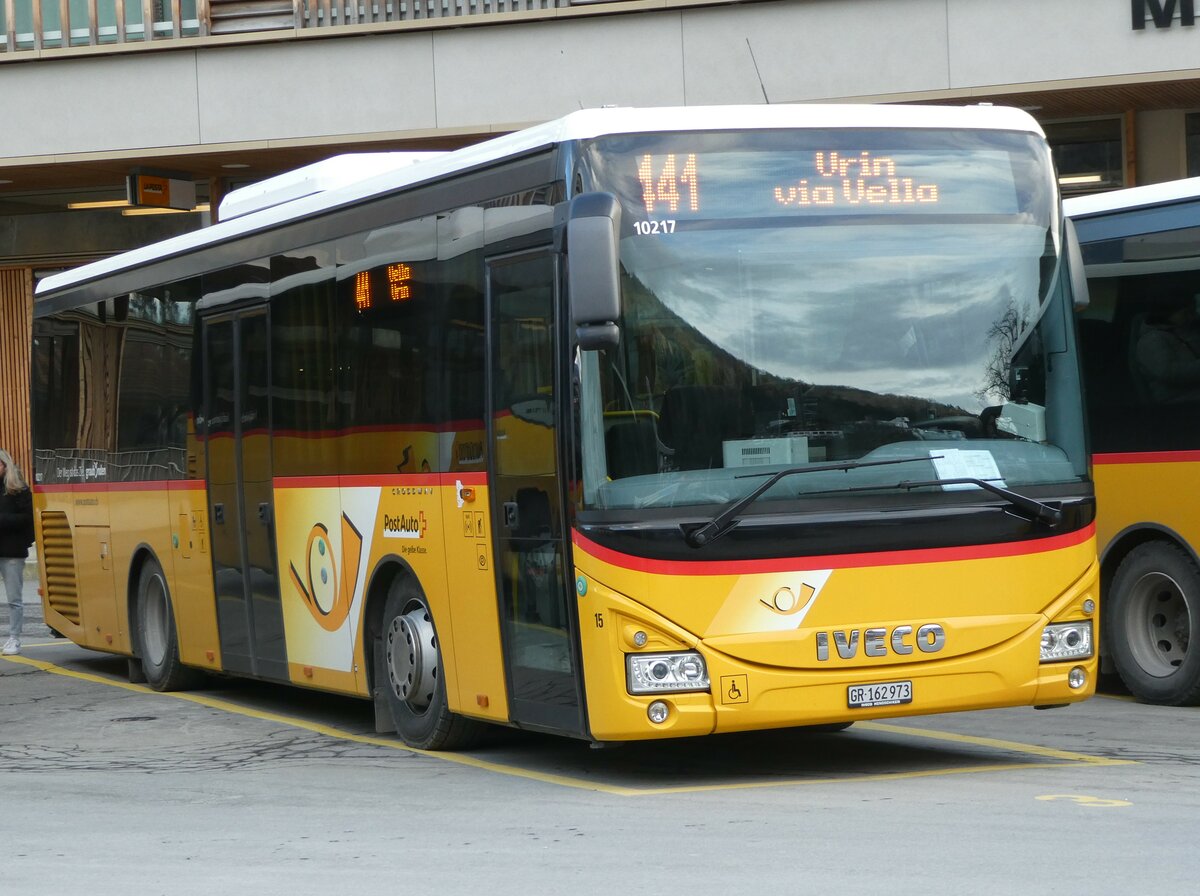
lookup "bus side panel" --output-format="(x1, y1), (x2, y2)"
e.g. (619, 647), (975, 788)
(438, 476), (509, 723)
(36, 486), (123, 654)
(1093, 455), (1200, 556)
(165, 481), (223, 671)
(274, 481), (362, 696)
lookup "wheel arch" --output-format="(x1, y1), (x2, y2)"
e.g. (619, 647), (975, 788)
(360, 553), (420, 698)
(125, 542), (163, 659)
(1100, 521), (1200, 588)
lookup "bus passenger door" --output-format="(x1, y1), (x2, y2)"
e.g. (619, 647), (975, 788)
(202, 309), (288, 680)
(487, 250), (585, 737)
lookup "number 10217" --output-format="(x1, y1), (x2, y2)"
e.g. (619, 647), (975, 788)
(633, 219), (677, 236)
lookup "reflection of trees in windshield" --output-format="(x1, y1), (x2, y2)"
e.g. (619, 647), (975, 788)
(977, 296), (1034, 405)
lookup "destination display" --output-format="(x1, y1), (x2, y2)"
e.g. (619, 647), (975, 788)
(610, 132), (1035, 225)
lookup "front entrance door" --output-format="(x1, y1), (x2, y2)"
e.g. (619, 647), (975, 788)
(202, 309), (287, 680)
(487, 250), (585, 736)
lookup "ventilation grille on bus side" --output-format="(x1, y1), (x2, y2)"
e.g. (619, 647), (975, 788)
(39, 511), (81, 625)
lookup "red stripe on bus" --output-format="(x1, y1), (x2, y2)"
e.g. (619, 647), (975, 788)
(572, 523), (1095, 577)
(1092, 450), (1200, 465)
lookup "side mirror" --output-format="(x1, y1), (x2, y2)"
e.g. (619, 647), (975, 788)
(1064, 217), (1090, 311)
(567, 193), (622, 350)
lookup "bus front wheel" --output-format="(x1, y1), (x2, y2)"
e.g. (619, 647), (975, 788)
(380, 578), (482, 750)
(134, 558), (202, 692)
(1109, 542), (1200, 706)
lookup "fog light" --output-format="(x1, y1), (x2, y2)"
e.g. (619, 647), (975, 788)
(1068, 666), (1087, 689)
(1082, 598), (1095, 615)
(627, 651), (710, 694)
(633, 630), (648, 647)
(647, 700), (670, 724)
(1040, 621), (1093, 663)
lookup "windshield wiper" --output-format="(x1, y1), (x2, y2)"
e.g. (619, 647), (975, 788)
(793, 477), (1063, 528)
(685, 456), (935, 548)
(889, 478), (1062, 527)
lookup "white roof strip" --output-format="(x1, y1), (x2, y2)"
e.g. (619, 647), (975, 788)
(37, 103), (1043, 298)
(218, 152), (447, 221)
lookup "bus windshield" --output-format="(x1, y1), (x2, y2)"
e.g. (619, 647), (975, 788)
(576, 128), (1085, 511)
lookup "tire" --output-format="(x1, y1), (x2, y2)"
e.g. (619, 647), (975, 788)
(1108, 542), (1200, 706)
(135, 558), (203, 692)
(379, 577), (483, 750)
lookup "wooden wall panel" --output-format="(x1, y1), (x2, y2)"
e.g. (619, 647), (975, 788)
(0, 268), (33, 480)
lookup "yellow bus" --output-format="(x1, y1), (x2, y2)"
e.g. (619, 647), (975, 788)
(32, 105), (1098, 749)
(1067, 180), (1200, 705)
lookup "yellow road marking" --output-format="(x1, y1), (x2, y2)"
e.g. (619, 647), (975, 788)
(1036, 794), (1132, 808)
(4, 652), (1135, 795)
(856, 720), (1133, 766)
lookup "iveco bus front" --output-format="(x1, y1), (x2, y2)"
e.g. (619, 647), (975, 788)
(566, 108), (1098, 739)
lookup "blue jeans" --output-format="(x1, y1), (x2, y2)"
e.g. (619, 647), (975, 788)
(1, 557), (23, 638)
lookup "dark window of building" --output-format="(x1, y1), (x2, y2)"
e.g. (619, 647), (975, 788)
(1044, 118), (1125, 194)
(1186, 113), (1200, 177)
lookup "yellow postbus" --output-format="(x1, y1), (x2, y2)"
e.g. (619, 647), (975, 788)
(1067, 180), (1200, 705)
(32, 105), (1098, 749)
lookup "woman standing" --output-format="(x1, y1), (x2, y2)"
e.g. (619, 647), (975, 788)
(0, 450), (33, 656)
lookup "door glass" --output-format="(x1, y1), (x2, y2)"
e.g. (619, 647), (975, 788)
(489, 252), (582, 732)
(240, 312), (286, 674)
(204, 318), (252, 672)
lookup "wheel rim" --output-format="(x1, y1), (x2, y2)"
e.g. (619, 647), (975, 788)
(1124, 571), (1193, 678)
(142, 572), (170, 667)
(385, 603), (438, 713)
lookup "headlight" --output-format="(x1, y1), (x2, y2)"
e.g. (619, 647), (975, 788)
(626, 652), (710, 694)
(1040, 621), (1093, 663)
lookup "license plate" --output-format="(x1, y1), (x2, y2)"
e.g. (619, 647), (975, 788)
(847, 680), (913, 708)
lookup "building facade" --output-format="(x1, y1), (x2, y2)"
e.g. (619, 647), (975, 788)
(3, 0), (1200, 466)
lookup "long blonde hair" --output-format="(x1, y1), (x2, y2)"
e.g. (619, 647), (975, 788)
(0, 449), (29, 494)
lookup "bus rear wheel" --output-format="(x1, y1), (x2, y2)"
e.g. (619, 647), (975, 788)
(135, 557), (202, 692)
(1109, 542), (1200, 706)
(380, 578), (483, 750)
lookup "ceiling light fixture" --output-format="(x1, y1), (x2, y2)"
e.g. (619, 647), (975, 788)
(68, 199), (132, 209)
(121, 203), (211, 217)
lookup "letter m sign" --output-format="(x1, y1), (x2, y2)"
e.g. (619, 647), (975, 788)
(1133, 0), (1196, 29)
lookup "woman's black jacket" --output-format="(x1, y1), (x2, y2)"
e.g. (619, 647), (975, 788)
(0, 487), (34, 559)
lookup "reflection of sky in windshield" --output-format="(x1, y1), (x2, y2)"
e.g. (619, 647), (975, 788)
(620, 223), (1047, 412)
(582, 130), (1056, 413)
